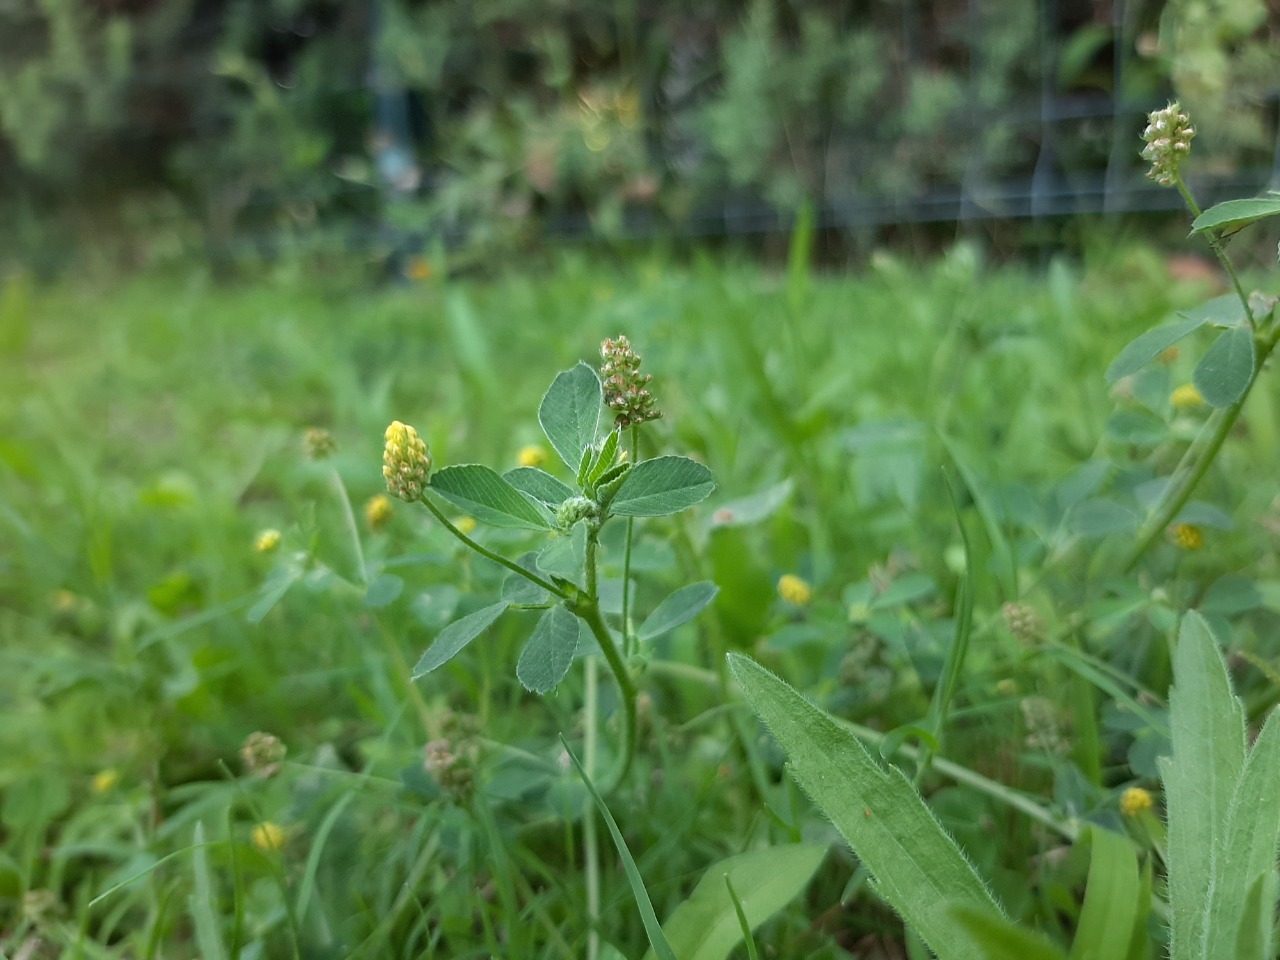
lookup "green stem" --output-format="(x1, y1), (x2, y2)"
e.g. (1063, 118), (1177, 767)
(1174, 176), (1252, 323)
(418, 494), (567, 599)
(583, 654), (601, 960)
(330, 467), (367, 585)
(620, 426), (639, 655)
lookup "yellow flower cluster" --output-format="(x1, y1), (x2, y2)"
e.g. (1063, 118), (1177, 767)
(251, 821), (286, 853)
(255, 529), (282, 553)
(1120, 786), (1154, 816)
(1171, 523), (1204, 550)
(1170, 384), (1204, 410)
(383, 421), (431, 501)
(777, 574), (812, 606)
(517, 444), (548, 468)
(365, 494), (393, 530)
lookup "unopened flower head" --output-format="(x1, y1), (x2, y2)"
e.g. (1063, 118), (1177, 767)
(518, 444), (548, 468)
(304, 427), (336, 460)
(777, 573), (812, 606)
(454, 516), (477, 535)
(91, 769), (121, 794)
(1141, 101), (1195, 187)
(1120, 786), (1154, 816)
(1170, 383), (1204, 410)
(1002, 601), (1044, 645)
(1171, 522), (1204, 550)
(383, 421), (432, 501)
(241, 731), (287, 777)
(365, 494), (393, 531)
(251, 821), (287, 853)
(255, 529), (282, 553)
(600, 335), (661, 428)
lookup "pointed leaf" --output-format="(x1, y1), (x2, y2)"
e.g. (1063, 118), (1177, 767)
(1105, 316), (1206, 382)
(1193, 325), (1255, 408)
(610, 456), (715, 517)
(430, 464), (554, 529)
(1178, 294), (1248, 328)
(1161, 611), (1246, 960)
(727, 653), (1003, 960)
(411, 601), (509, 677)
(587, 428), (622, 487)
(946, 904), (1068, 960)
(539, 362), (604, 472)
(364, 573), (404, 609)
(504, 467), (575, 506)
(537, 521), (588, 589)
(1069, 827), (1141, 960)
(516, 605), (580, 694)
(638, 581), (719, 641)
(1191, 197), (1280, 236)
(642, 845), (826, 960)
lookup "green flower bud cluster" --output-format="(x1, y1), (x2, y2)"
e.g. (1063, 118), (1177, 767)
(1141, 101), (1194, 188)
(601, 335), (661, 428)
(556, 495), (600, 530)
(383, 420), (432, 501)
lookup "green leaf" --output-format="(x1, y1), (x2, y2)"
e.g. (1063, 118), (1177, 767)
(1191, 197), (1280, 236)
(706, 480), (794, 528)
(411, 601), (509, 678)
(1203, 710), (1280, 960)
(946, 904), (1068, 960)
(516, 605), (580, 694)
(430, 465), (554, 530)
(727, 653), (1004, 960)
(1161, 612), (1246, 960)
(1105, 316), (1206, 382)
(586, 428), (622, 488)
(539, 362), (603, 472)
(190, 823), (227, 960)
(363, 573), (403, 609)
(504, 467), (574, 506)
(563, 738), (678, 960)
(1066, 498), (1140, 537)
(247, 566), (300, 623)
(641, 845), (826, 960)
(1070, 827), (1141, 960)
(537, 521), (588, 589)
(1193, 325), (1256, 408)
(1236, 872), (1277, 960)
(1178, 294), (1248, 328)
(609, 456), (715, 517)
(501, 553), (550, 604)
(637, 581), (719, 641)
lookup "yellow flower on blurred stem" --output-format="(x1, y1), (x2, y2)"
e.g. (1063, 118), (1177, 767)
(383, 420), (432, 501)
(1171, 523), (1204, 550)
(1170, 383), (1204, 409)
(454, 516), (477, 536)
(255, 529), (282, 553)
(91, 769), (120, 794)
(251, 821), (286, 853)
(364, 494), (393, 531)
(1120, 786), (1154, 816)
(777, 574), (812, 606)
(517, 444), (548, 468)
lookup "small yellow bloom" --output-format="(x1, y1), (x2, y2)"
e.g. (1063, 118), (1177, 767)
(52, 589), (78, 613)
(995, 679), (1018, 697)
(91, 769), (120, 794)
(1120, 786), (1154, 816)
(251, 821), (287, 853)
(1171, 523), (1204, 550)
(365, 494), (393, 531)
(455, 516), (477, 536)
(406, 257), (433, 282)
(517, 444), (548, 468)
(777, 574), (812, 606)
(255, 529), (282, 553)
(1170, 383), (1204, 409)
(383, 421), (432, 501)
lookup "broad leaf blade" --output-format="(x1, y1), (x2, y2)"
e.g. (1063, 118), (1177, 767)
(1191, 197), (1280, 236)
(641, 845), (826, 960)
(1105, 316), (1206, 383)
(1069, 827), (1141, 960)
(1161, 611), (1246, 960)
(537, 521), (588, 589)
(1193, 325), (1255, 408)
(727, 653), (1003, 960)
(1178, 294), (1248, 328)
(516, 605), (580, 694)
(637, 581), (719, 641)
(504, 467), (575, 506)
(610, 456), (716, 517)
(947, 904), (1069, 960)
(539, 362), (604, 472)
(431, 464), (554, 529)
(411, 601), (509, 677)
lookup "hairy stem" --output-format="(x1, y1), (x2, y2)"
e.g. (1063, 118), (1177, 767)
(620, 425), (639, 655)
(579, 533), (637, 793)
(1174, 176), (1251, 323)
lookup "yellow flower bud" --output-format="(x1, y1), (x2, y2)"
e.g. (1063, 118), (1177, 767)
(777, 574), (812, 606)
(364, 494), (393, 530)
(91, 769), (121, 794)
(251, 821), (287, 853)
(255, 529), (282, 553)
(383, 421), (432, 501)
(1170, 383), (1204, 410)
(517, 444), (548, 468)
(1120, 786), (1154, 816)
(1171, 523), (1203, 550)
(455, 516), (477, 535)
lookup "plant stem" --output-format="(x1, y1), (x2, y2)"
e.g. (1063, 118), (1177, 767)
(620, 425), (638, 655)
(1174, 176), (1251, 321)
(330, 466), (367, 585)
(418, 494), (567, 598)
(583, 654), (601, 960)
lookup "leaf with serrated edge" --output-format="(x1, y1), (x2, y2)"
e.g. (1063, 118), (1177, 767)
(516, 605), (580, 694)
(641, 845), (826, 960)
(1193, 325), (1256, 408)
(539, 362), (603, 472)
(638, 581), (719, 640)
(412, 602), (509, 677)
(610, 456), (715, 517)
(728, 653), (1003, 960)
(1161, 611), (1246, 960)
(431, 464), (554, 529)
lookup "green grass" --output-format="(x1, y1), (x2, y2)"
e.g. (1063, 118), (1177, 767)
(1, 240), (1278, 957)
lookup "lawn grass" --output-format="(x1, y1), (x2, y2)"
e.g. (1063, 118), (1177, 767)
(1, 239), (1277, 957)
